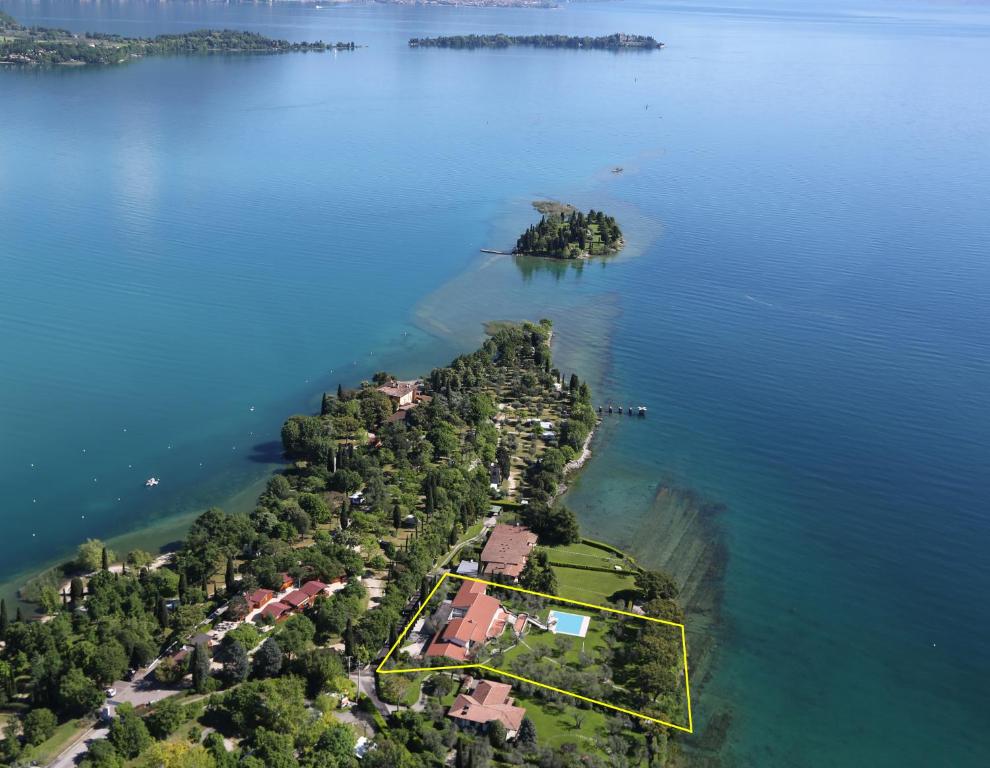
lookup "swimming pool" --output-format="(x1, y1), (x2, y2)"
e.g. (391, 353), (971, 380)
(548, 610), (590, 638)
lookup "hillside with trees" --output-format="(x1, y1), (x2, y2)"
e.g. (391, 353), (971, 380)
(0, 12), (353, 66)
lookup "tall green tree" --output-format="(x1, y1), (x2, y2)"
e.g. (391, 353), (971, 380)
(222, 640), (250, 685)
(108, 702), (151, 759)
(190, 642), (211, 694)
(225, 556), (236, 594)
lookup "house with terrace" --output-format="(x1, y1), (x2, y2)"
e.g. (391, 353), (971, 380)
(425, 579), (525, 662)
(447, 679), (527, 740)
(480, 524), (538, 581)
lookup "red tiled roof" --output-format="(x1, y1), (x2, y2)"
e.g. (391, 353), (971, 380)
(247, 588), (274, 607)
(452, 579), (487, 608)
(480, 525), (538, 579)
(300, 580), (328, 598)
(378, 381), (417, 399)
(448, 682), (527, 732)
(259, 601), (291, 621)
(282, 590), (310, 609)
(426, 582), (506, 660)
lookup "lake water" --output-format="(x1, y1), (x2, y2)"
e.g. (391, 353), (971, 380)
(2, 1), (989, 765)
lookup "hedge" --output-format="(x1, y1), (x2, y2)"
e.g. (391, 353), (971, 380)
(549, 562), (634, 575)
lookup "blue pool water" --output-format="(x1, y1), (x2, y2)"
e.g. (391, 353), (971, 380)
(549, 611), (591, 638)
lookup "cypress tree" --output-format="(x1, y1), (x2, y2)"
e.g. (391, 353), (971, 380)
(191, 642), (211, 694)
(225, 557), (236, 594)
(392, 500), (402, 530)
(0, 599), (7, 636)
(340, 500), (350, 530)
(156, 597), (169, 630)
(449, 526), (458, 546)
(344, 618), (356, 659)
(15, 606), (23, 623)
(337, 383), (344, 400)
(178, 572), (188, 602)
(101, 546), (109, 571)
(70, 577), (85, 604)
(321, 392), (333, 416)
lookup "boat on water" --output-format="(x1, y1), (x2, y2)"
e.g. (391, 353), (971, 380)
(145, 477), (159, 487)
(638, 406), (647, 417)
(612, 166), (624, 174)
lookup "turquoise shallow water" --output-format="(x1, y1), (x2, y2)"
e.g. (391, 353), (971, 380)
(2, 1), (989, 765)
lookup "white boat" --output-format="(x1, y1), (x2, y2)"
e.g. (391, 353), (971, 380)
(145, 477), (159, 487)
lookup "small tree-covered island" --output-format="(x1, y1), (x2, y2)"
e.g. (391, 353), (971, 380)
(0, 12), (354, 66)
(513, 202), (625, 260)
(0, 323), (688, 767)
(409, 33), (664, 50)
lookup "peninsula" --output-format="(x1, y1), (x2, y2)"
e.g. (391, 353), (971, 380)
(0, 323), (687, 767)
(409, 33), (664, 50)
(514, 204), (624, 259)
(0, 12), (354, 66)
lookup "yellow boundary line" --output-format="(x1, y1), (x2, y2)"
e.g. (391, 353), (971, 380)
(376, 572), (693, 733)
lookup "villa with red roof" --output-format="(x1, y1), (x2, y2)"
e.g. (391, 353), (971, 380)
(447, 680), (527, 739)
(480, 524), (538, 580)
(425, 580), (511, 661)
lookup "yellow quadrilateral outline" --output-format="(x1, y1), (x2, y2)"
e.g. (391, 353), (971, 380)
(376, 572), (693, 733)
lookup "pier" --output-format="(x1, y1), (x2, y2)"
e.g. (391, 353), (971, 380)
(598, 404), (648, 417)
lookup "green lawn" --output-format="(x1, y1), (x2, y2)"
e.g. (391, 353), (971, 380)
(548, 542), (629, 569)
(19, 717), (92, 766)
(493, 616), (609, 672)
(512, 693), (610, 755)
(552, 566), (637, 605)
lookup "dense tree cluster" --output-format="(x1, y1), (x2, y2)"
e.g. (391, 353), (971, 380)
(0, 13), (354, 66)
(514, 209), (623, 260)
(409, 33), (663, 50)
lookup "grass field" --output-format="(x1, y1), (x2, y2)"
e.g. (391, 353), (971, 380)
(548, 541), (630, 569)
(552, 565), (637, 604)
(512, 692), (610, 754)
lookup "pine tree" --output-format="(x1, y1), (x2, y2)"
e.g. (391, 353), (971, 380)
(517, 716), (537, 747)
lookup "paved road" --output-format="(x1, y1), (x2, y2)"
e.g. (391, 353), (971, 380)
(48, 672), (182, 768)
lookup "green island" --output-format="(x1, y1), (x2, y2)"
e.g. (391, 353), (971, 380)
(409, 33), (663, 51)
(409, 33), (663, 50)
(0, 12), (353, 67)
(514, 203), (624, 260)
(0, 322), (686, 768)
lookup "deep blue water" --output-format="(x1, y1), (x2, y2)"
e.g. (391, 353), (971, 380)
(2, 1), (989, 766)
